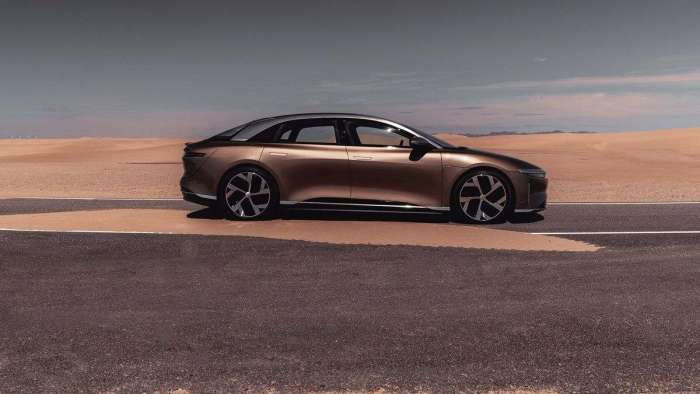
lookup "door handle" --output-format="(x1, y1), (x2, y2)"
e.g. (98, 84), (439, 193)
(353, 156), (373, 161)
(269, 152), (288, 157)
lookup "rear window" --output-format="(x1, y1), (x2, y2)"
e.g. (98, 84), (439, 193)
(274, 119), (339, 145)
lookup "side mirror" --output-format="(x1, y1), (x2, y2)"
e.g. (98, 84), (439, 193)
(410, 137), (433, 150)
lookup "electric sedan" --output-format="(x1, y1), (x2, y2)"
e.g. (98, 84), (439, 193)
(181, 113), (547, 224)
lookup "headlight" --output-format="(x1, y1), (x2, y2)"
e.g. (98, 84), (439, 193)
(518, 168), (546, 178)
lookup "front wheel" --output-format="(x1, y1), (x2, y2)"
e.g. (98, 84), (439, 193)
(450, 170), (514, 224)
(217, 167), (279, 220)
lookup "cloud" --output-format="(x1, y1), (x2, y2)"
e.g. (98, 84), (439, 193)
(384, 92), (700, 131)
(454, 106), (484, 111)
(532, 57), (549, 63)
(457, 70), (700, 90)
(311, 71), (443, 93)
(314, 78), (425, 93)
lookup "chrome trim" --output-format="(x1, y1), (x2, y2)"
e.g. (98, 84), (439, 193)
(285, 208), (445, 215)
(280, 200), (449, 212)
(514, 208), (542, 213)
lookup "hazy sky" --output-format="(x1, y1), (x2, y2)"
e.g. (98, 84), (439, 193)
(2, 0), (700, 137)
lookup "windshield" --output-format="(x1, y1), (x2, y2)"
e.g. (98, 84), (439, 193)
(403, 124), (456, 149)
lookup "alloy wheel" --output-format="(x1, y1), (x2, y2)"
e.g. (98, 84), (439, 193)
(459, 174), (508, 222)
(225, 172), (271, 218)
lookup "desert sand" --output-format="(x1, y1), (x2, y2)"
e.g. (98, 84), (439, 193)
(1, 128), (698, 201)
(0, 208), (598, 252)
(0, 138), (184, 198)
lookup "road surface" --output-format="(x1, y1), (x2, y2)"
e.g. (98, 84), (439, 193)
(1, 198), (699, 392)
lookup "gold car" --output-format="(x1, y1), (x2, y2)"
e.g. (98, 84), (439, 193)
(181, 113), (547, 224)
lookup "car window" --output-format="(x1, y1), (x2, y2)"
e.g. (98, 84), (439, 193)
(278, 128), (293, 142)
(295, 125), (336, 144)
(274, 120), (339, 145)
(348, 121), (411, 147)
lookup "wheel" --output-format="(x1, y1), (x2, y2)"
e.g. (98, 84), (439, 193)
(451, 169), (514, 224)
(217, 167), (278, 220)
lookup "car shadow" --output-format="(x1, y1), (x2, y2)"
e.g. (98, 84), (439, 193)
(186, 207), (544, 224)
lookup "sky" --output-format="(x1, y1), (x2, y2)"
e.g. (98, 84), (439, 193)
(2, 0), (700, 137)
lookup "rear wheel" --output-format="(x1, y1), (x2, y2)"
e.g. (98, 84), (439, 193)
(451, 169), (514, 224)
(217, 167), (278, 220)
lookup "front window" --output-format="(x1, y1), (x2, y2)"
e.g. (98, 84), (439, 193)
(346, 120), (412, 147)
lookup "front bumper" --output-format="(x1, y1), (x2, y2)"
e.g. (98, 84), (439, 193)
(509, 171), (548, 212)
(520, 176), (547, 212)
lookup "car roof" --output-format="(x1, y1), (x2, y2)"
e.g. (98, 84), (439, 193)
(250, 113), (396, 125)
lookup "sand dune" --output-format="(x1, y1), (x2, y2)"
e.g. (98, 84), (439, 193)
(0, 128), (698, 201)
(0, 138), (185, 198)
(0, 208), (598, 252)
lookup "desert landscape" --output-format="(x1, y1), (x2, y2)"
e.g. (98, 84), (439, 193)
(1, 128), (698, 202)
(1, 128), (695, 252)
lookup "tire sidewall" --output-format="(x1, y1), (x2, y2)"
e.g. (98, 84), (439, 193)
(450, 169), (514, 224)
(217, 166), (279, 220)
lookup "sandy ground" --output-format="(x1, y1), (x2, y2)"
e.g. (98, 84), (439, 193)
(0, 138), (184, 198)
(1, 128), (698, 201)
(0, 208), (597, 252)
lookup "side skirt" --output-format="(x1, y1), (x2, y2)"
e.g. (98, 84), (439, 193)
(280, 200), (450, 214)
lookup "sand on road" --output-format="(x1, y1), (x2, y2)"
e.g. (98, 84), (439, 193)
(0, 208), (598, 252)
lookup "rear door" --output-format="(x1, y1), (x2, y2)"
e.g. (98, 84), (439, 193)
(260, 118), (350, 203)
(343, 119), (443, 207)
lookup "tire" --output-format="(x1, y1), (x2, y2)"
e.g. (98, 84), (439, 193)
(217, 166), (279, 220)
(450, 169), (514, 224)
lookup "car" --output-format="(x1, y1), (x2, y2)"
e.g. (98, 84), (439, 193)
(180, 113), (547, 224)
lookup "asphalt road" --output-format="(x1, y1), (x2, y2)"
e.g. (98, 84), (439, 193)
(1, 199), (699, 392)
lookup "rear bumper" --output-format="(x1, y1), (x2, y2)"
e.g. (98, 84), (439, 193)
(181, 187), (217, 207)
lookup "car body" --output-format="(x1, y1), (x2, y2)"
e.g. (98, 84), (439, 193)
(181, 113), (547, 223)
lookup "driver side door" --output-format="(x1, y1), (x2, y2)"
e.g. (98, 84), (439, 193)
(343, 119), (444, 208)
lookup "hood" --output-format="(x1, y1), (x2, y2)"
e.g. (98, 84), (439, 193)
(444, 146), (543, 171)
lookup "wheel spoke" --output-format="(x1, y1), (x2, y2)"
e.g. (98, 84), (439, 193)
(226, 183), (246, 198)
(249, 198), (260, 215)
(252, 182), (269, 195)
(485, 197), (505, 211)
(484, 181), (503, 196)
(470, 176), (482, 194)
(246, 173), (253, 191)
(475, 200), (483, 220)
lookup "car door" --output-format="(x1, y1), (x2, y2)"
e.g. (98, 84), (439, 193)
(260, 118), (351, 203)
(343, 119), (443, 208)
